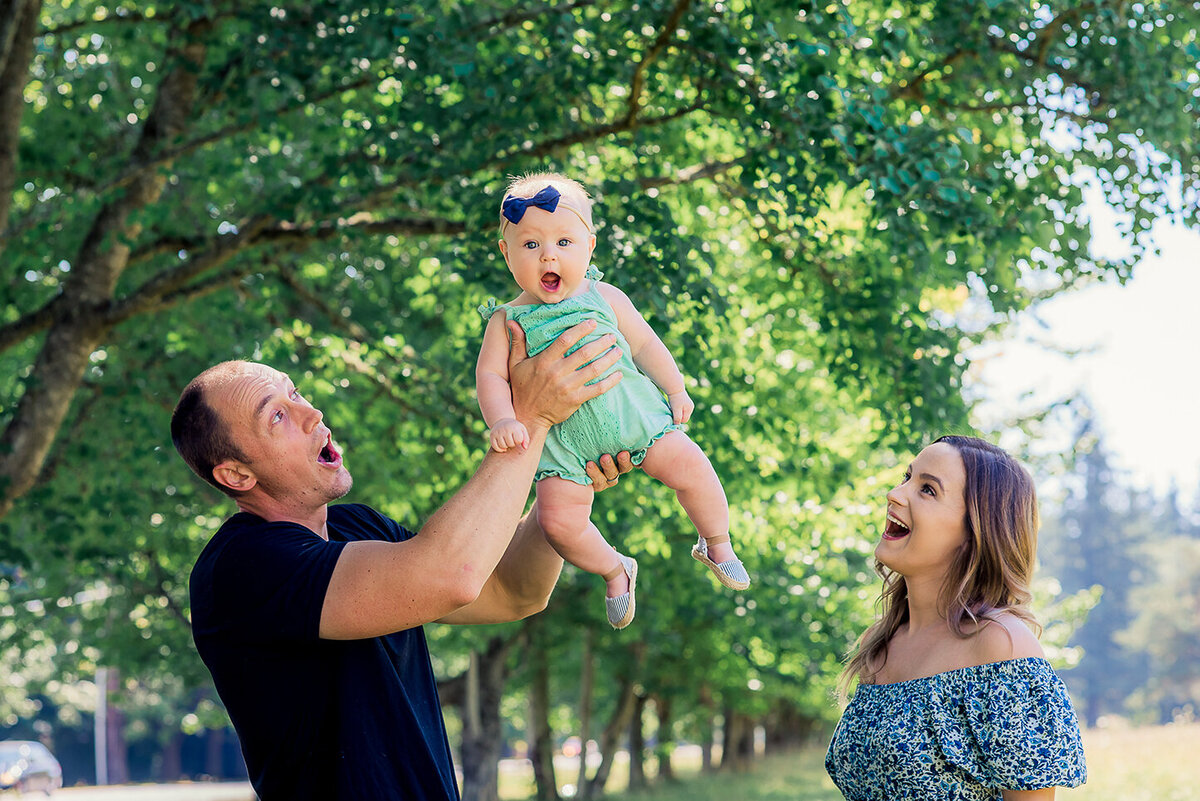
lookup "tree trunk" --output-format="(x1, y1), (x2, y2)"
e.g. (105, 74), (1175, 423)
(575, 629), (594, 792)
(653, 695), (675, 782)
(160, 729), (184, 781)
(581, 642), (644, 800)
(0, 0), (41, 238)
(0, 16), (213, 520)
(527, 639), (560, 801)
(104, 669), (130, 785)
(718, 707), (754, 773)
(764, 704), (816, 752)
(627, 692), (647, 790)
(697, 684), (715, 773)
(458, 636), (514, 801)
(205, 727), (227, 779)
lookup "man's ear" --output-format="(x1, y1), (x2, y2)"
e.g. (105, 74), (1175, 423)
(213, 461), (257, 493)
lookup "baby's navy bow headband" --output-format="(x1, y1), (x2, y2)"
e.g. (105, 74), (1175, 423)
(501, 185), (560, 225)
(500, 185), (593, 232)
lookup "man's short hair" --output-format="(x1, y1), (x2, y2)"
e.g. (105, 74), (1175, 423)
(170, 362), (252, 496)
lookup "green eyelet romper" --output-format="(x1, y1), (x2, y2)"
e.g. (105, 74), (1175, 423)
(479, 274), (682, 486)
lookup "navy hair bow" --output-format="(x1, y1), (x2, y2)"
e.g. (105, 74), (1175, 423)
(501, 185), (561, 225)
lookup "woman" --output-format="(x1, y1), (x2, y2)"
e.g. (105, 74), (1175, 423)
(825, 436), (1086, 800)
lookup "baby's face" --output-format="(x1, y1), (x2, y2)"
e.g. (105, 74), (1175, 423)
(499, 205), (596, 304)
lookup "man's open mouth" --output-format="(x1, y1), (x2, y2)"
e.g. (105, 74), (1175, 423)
(540, 272), (561, 292)
(883, 512), (910, 540)
(317, 434), (342, 468)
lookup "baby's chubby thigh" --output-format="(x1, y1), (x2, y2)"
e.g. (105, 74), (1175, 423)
(638, 430), (718, 491)
(535, 476), (596, 543)
(536, 477), (622, 577)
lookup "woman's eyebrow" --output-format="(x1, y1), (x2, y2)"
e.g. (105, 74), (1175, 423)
(918, 472), (945, 492)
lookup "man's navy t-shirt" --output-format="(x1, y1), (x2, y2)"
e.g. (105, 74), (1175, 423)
(189, 503), (459, 800)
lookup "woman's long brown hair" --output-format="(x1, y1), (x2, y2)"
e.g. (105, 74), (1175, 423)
(839, 436), (1041, 697)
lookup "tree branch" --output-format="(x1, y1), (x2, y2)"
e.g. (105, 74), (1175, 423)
(468, 0), (598, 38)
(625, 0), (694, 124)
(889, 48), (967, 101)
(273, 267), (479, 434)
(491, 98), (706, 169)
(636, 154), (748, 190)
(99, 75), (375, 203)
(39, 8), (162, 38)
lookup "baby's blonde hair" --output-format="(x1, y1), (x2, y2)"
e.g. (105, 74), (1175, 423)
(500, 172), (595, 232)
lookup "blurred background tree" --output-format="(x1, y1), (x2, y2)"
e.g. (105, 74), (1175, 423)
(1, 0), (1197, 792)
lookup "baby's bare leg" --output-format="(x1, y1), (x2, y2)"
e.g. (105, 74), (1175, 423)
(638, 431), (737, 563)
(536, 477), (629, 597)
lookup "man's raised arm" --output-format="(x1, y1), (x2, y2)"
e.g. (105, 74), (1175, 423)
(319, 320), (623, 639)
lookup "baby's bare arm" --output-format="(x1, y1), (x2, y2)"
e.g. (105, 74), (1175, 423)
(477, 312), (518, 427)
(598, 282), (686, 395)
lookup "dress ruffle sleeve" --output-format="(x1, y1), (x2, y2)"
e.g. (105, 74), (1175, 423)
(931, 658), (1087, 791)
(478, 297), (499, 320)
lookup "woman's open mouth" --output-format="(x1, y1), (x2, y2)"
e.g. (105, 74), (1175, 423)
(882, 512), (910, 540)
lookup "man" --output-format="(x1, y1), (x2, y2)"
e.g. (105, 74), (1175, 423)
(172, 319), (631, 800)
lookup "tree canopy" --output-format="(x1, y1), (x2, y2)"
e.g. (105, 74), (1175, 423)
(1, 0), (1197, 785)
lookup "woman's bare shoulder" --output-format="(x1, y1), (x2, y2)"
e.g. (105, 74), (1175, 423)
(971, 610), (1045, 665)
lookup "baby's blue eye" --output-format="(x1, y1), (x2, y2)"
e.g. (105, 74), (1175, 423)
(522, 240), (538, 249)
(557, 238), (571, 247)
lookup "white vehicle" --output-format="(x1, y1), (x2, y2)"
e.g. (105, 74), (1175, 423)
(0, 740), (63, 796)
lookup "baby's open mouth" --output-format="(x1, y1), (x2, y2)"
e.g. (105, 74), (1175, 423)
(540, 272), (561, 292)
(883, 513), (910, 540)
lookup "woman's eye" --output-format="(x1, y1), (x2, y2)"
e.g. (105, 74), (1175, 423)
(922, 483), (936, 496)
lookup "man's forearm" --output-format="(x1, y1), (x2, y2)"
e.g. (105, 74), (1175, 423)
(437, 507), (564, 625)
(417, 422), (551, 592)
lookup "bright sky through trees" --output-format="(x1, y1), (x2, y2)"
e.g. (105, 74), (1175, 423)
(969, 202), (1200, 500)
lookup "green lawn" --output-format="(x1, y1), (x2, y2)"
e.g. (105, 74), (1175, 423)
(500, 723), (1200, 801)
(1059, 722), (1200, 801)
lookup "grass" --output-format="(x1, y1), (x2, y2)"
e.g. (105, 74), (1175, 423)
(499, 724), (1200, 801)
(1059, 722), (1200, 801)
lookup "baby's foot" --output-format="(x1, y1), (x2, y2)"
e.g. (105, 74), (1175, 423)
(692, 534), (751, 590)
(605, 563), (631, 598)
(704, 537), (737, 565)
(604, 554), (638, 629)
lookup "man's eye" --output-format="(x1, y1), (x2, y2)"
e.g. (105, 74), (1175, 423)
(271, 410), (283, 424)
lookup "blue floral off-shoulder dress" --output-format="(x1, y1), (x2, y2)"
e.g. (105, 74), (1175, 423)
(825, 657), (1086, 800)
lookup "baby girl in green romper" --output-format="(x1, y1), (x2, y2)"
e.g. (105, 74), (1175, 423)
(476, 172), (750, 629)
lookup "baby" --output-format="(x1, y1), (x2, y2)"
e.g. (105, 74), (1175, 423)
(476, 172), (749, 628)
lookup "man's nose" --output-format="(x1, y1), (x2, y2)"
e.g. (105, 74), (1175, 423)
(302, 404), (324, 433)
